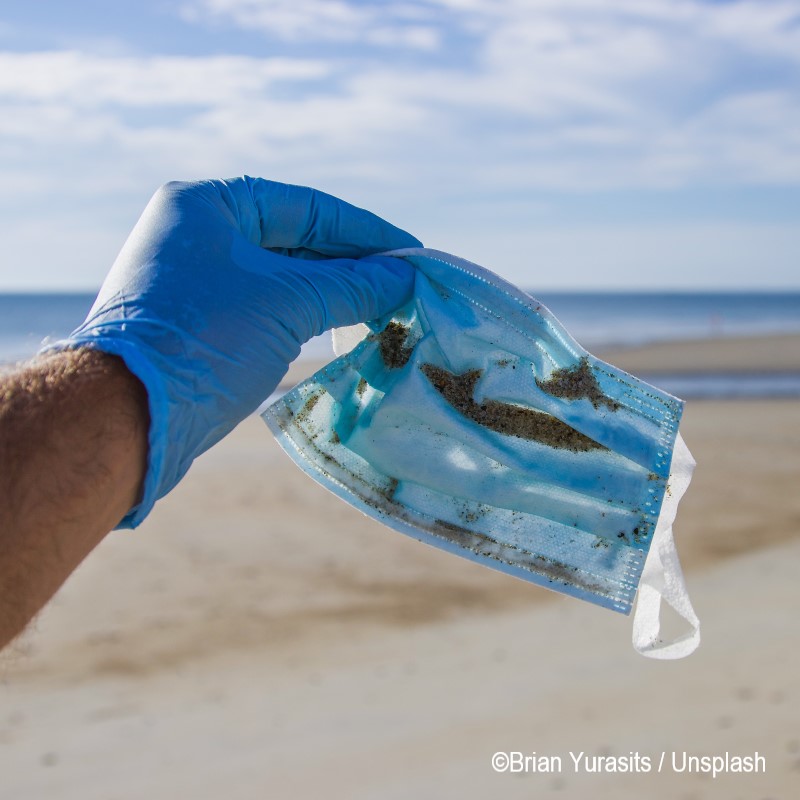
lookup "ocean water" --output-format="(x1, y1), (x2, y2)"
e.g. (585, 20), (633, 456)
(0, 293), (96, 364)
(534, 291), (800, 349)
(1, 291), (799, 398)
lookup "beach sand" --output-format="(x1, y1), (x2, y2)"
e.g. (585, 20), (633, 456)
(596, 332), (800, 374)
(1, 335), (799, 799)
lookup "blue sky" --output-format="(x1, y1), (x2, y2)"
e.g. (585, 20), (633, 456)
(0, 0), (799, 291)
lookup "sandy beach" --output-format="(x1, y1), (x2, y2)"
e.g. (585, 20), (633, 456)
(1, 334), (799, 799)
(596, 332), (800, 374)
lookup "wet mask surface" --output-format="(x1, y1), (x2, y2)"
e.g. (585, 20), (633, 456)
(263, 249), (684, 615)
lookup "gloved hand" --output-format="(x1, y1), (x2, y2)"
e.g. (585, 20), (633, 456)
(52, 177), (420, 527)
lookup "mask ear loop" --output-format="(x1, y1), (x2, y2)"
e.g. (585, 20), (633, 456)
(632, 433), (701, 659)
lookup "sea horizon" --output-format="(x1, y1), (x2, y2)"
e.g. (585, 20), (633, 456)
(2, 290), (799, 399)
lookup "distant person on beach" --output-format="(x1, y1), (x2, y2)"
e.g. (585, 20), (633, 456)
(0, 177), (421, 649)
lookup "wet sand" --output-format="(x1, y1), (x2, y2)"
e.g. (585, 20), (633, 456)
(1, 335), (798, 799)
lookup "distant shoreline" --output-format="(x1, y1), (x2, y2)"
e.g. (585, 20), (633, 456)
(594, 332), (800, 374)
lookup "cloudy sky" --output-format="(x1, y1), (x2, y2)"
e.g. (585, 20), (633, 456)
(0, 0), (798, 290)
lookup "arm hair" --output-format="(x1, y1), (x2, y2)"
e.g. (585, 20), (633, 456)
(0, 348), (148, 649)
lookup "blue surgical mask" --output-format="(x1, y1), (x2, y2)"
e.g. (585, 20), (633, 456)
(263, 248), (699, 658)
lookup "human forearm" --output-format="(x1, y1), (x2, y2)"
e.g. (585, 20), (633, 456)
(0, 348), (148, 648)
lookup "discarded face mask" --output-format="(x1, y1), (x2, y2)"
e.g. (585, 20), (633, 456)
(263, 248), (700, 659)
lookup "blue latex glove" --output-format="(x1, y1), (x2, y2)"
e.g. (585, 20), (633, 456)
(54, 177), (420, 528)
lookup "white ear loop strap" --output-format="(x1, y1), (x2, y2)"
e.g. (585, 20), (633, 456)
(632, 433), (701, 659)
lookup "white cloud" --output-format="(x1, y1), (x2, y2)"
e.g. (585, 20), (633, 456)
(182, 0), (442, 49)
(641, 90), (800, 187)
(0, 51), (346, 201)
(182, 0), (364, 40)
(0, 51), (329, 106)
(1, 0), (800, 288)
(170, 0), (800, 187)
(2, 2), (799, 195)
